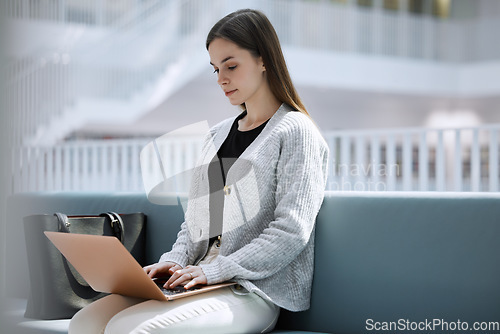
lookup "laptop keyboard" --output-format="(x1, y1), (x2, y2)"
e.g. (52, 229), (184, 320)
(155, 281), (201, 296)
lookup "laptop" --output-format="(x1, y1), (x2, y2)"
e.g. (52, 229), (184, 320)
(44, 232), (235, 301)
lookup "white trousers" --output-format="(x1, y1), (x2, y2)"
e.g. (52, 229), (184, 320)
(69, 287), (280, 334)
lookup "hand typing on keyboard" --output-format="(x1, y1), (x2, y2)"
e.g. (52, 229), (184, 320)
(144, 262), (207, 290)
(153, 278), (201, 295)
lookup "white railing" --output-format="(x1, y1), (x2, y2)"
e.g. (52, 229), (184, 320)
(10, 125), (500, 194)
(11, 139), (150, 193)
(254, 0), (500, 63)
(326, 124), (500, 192)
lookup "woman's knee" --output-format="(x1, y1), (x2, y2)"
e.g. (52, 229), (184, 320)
(69, 294), (145, 334)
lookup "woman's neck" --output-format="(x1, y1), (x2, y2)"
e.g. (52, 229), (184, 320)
(240, 90), (281, 131)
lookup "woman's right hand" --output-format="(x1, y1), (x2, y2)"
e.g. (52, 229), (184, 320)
(143, 261), (182, 279)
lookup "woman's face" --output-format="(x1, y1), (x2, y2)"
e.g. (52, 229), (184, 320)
(208, 38), (267, 106)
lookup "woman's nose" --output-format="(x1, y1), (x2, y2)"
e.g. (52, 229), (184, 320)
(217, 71), (228, 86)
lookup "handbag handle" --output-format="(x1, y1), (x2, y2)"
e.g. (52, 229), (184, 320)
(54, 212), (71, 233)
(99, 212), (125, 244)
(53, 212), (125, 244)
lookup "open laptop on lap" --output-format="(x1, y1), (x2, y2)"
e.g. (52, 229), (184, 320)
(44, 232), (234, 301)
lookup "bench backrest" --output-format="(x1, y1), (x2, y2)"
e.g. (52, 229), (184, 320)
(276, 191), (500, 333)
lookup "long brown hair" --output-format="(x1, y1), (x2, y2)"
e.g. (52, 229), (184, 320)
(206, 9), (310, 117)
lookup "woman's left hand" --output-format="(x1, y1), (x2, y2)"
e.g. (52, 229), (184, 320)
(165, 265), (207, 290)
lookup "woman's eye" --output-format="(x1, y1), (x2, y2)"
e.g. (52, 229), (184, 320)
(228, 66), (237, 70)
(213, 69), (219, 74)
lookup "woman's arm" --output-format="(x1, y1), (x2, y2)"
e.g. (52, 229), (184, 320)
(200, 121), (329, 284)
(157, 220), (192, 267)
(154, 124), (223, 268)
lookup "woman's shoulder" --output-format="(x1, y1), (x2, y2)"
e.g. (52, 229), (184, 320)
(276, 109), (326, 142)
(280, 109), (315, 128)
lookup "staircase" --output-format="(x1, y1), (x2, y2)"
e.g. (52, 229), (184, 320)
(2, 0), (220, 146)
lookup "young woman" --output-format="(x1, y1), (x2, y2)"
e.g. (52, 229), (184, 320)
(70, 9), (329, 334)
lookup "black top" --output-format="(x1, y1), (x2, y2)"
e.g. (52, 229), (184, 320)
(207, 110), (271, 238)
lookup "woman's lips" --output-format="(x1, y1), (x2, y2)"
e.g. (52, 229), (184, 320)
(225, 89), (237, 97)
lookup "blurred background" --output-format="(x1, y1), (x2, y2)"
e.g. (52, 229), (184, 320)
(1, 0), (499, 196)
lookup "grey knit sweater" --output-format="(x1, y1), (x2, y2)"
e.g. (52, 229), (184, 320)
(159, 103), (329, 312)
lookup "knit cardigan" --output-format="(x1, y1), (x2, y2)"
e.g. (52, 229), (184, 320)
(159, 103), (329, 312)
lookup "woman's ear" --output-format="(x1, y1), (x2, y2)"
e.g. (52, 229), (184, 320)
(258, 56), (265, 71)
